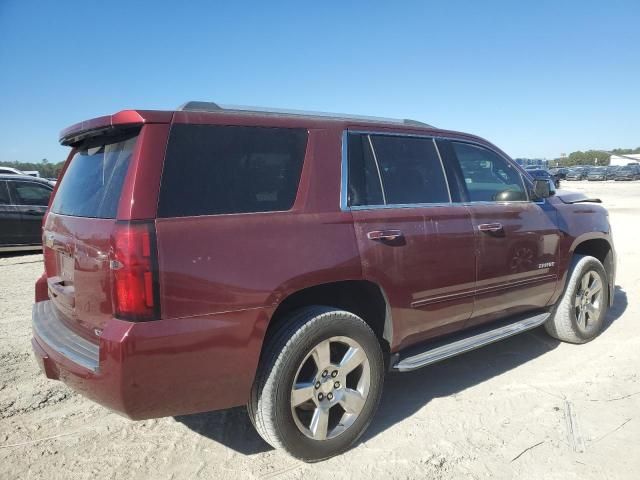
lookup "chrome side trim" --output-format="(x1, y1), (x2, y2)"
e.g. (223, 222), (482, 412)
(393, 312), (549, 372)
(32, 300), (99, 372)
(350, 202), (453, 211)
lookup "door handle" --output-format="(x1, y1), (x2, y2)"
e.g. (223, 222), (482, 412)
(478, 223), (504, 233)
(367, 230), (403, 241)
(25, 210), (42, 215)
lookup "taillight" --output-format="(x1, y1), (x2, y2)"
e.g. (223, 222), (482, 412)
(110, 221), (160, 321)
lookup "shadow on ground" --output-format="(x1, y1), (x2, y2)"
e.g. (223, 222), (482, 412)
(174, 285), (628, 455)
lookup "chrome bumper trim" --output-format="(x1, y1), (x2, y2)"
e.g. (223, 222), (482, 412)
(32, 300), (99, 372)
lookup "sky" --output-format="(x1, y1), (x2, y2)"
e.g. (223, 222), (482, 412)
(0, 0), (638, 163)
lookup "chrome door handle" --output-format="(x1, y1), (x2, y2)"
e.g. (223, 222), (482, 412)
(478, 223), (504, 233)
(367, 230), (403, 241)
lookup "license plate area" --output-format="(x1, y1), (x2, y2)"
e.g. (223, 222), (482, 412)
(58, 252), (75, 286)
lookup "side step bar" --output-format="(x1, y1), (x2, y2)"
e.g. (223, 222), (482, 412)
(392, 312), (550, 372)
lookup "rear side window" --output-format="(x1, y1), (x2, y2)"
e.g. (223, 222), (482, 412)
(348, 133), (450, 206)
(9, 181), (52, 206)
(158, 125), (307, 217)
(51, 129), (139, 218)
(371, 135), (450, 205)
(347, 134), (384, 206)
(0, 182), (9, 204)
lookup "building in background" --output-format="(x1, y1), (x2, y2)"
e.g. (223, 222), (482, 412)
(609, 154), (640, 166)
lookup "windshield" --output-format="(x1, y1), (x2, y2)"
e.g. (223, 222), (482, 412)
(51, 129), (139, 218)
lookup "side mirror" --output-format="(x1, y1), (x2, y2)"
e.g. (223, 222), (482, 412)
(533, 179), (551, 199)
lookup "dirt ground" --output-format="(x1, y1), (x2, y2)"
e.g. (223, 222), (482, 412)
(1, 181), (638, 480)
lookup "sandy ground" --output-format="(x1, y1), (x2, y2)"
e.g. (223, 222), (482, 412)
(0, 181), (638, 480)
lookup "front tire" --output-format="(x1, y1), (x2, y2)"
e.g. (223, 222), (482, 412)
(545, 255), (609, 343)
(248, 306), (384, 462)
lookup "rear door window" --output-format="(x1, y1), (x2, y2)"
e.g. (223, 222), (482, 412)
(158, 125), (307, 217)
(347, 134), (384, 206)
(8, 181), (52, 206)
(347, 133), (450, 206)
(371, 135), (450, 205)
(51, 129), (139, 218)
(0, 181), (10, 204)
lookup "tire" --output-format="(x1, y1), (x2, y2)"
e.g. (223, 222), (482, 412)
(247, 306), (384, 462)
(545, 255), (609, 344)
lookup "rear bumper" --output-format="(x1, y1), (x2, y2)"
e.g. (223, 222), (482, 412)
(31, 300), (268, 420)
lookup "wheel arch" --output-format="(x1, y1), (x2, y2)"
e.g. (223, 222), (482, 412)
(264, 280), (393, 359)
(570, 236), (615, 306)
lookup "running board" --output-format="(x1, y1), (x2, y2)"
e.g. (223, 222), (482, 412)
(392, 312), (550, 372)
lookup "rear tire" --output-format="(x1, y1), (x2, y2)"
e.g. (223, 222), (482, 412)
(545, 255), (609, 344)
(248, 306), (384, 462)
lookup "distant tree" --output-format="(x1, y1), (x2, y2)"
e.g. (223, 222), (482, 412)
(0, 160), (65, 178)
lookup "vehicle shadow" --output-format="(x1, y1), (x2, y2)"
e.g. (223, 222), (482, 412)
(364, 284), (627, 442)
(174, 406), (273, 455)
(174, 285), (627, 455)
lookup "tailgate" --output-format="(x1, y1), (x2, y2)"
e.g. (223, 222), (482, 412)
(42, 128), (140, 337)
(44, 213), (116, 335)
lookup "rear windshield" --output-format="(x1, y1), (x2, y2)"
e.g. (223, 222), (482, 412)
(158, 124), (307, 217)
(51, 129), (139, 218)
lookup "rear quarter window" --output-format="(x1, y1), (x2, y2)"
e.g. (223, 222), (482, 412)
(158, 124), (307, 217)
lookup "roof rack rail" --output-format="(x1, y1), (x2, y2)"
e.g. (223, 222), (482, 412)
(177, 101), (433, 128)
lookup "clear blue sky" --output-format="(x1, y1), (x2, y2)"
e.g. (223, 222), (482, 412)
(1, 0), (638, 163)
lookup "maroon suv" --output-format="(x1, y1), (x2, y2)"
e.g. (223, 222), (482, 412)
(32, 102), (616, 461)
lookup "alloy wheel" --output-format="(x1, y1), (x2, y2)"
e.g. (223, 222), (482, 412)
(290, 336), (370, 441)
(574, 270), (604, 332)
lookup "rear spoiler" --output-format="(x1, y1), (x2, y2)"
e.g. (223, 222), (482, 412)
(59, 110), (173, 146)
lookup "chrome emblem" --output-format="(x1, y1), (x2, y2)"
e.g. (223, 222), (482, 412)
(538, 261), (555, 269)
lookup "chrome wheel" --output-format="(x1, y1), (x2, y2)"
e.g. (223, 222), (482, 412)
(290, 336), (370, 441)
(574, 270), (604, 332)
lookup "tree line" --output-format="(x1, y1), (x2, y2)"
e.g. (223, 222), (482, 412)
(0, 159), (65, 178)
(3, 145), (640, 176)
(552, 147), (640, 167)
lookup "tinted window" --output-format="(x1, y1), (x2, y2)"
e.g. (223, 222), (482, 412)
(451, 142), (527, 202)
(9, 181), (52, 206)
(369, 135), (450, 205)
(51, 130), (139, 218)
(158, 125), (307, 217)
(0, 182), (9, 204)
(347, 134), (384, 206)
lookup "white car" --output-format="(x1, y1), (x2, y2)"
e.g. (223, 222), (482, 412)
(0, 166), (26, 175)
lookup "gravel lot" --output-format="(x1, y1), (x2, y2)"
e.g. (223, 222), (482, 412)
(1, 181), (638, 479)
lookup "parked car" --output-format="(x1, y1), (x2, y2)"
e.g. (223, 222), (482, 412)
(31, 103), (616, 461)
(587, 166), (607, 181)
(0, 166), (27, 175)
(605, 166), (619, 180)
(524, 168), (560, 188)
(566, 167), (588, 180)
(0, 174), (54, 251)
(614, 164), (640, 181)
(549, 167), (569, 180)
